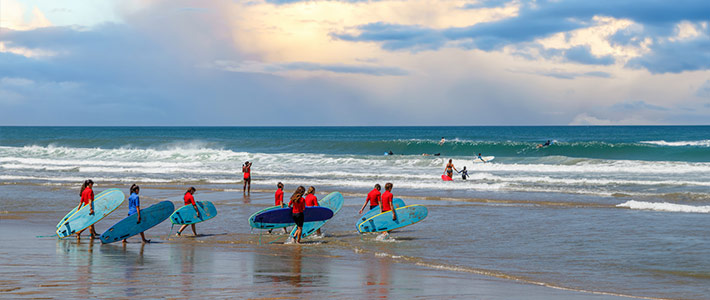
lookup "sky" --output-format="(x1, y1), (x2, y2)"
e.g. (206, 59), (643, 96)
(0, 0), (709, 126)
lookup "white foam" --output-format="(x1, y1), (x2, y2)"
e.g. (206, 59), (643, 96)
(640, 140), (710, 147)
(617, 200), (710, 213)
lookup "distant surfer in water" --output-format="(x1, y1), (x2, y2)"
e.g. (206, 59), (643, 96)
(76, 179), (99, 240)
(422, 153), (441, 156)
(288, 186), (306, 244)
(304, 186), (322, 236)
(359, 184), (381, 214)
(242, 161), (252, 194)
(444, 159), (458, 179)
(176, 187), (199, 237)
(269, 182), (288, 234)
(379, 183), (397, 239)
(125, 184), (150, 243)
(458, 166), (469, 180)
(439, 137), (446, 146)
(536, 140), (552, 148)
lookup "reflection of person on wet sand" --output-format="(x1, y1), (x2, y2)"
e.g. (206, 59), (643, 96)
(366, 256), (391, 298)
(176, 187), (199, 237)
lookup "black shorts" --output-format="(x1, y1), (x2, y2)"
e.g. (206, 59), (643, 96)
(370, 205), (377, 210)
(292, 212), (304, 227)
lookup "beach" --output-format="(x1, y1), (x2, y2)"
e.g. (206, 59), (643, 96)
(1, 126), (710, 299)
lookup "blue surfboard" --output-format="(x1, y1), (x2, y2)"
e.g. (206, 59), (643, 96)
(356, 198), (405, 229)
(249, 206), (292, 229)
(252, 207), (333, 224)
(56, 188), (126, 238)
(56, 206), (79, 230)
(357, 204), (428, 233)
(290, 192), (344, 239)
(170, 201), (217, 225)
(100, 201), (175, 243)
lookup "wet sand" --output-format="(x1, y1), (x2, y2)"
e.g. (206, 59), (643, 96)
(0, 185), (642, 299)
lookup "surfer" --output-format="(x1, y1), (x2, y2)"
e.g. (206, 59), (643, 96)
(288, 186), (306, 244)
(388, 150), (394, 155)
(378, 183), (397, 239)
(536, 140), (552, 148)
(242, 161), (252, 194)
(444, 159), (458, 179)
(176, 187), (199, 237)
(75, 179), (99, 240)
(268, 182), (288, 234)
(458, 166), (469, 180)
(304, 186), (322, 236)
(476, 153), (487, 163)
(125, 184), (150, 243)
(439, 137), (446, 146)
(358, 184), (381, 214)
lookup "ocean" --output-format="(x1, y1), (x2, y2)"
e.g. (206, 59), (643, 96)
(1, 126), (709, 299)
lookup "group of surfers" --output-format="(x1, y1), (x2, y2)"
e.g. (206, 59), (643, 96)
(71, 176), (399, 245)
(273, 182), (397, 244)
(73, 179), (199, 243)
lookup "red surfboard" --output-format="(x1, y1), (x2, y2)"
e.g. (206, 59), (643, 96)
(441, 175), (453, 181)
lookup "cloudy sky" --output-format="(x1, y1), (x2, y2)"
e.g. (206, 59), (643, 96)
(1, 0), (709, 125)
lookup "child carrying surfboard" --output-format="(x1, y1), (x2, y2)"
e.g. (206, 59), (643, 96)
(379, 183), (397, 239)
(288, 186), (307, 244)
(76, 179), (99, 240)
(176, 187), (200, 236)
(125, 184), (150, 243)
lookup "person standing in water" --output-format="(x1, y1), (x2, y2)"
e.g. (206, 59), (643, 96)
(444, 159), (458, 179)
(359, 184), (381, 214)
(379, 183), (397, 239)
(242, 161), (252, 194)
(269, 182), (288, 234)
(288, 186), (306, 244)
(76, 179), (99, 239)
(458, 166), (469, 180)
(176, 187), (199, 236)
(304, 186), (322, 236)
(125, 184), (150, 243)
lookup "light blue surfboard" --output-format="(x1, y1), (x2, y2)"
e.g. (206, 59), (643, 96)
(100, 201), (175, 244)
(356, 198), (405, 229)
(249, 206), (292, 229)
(56, 206), (79, 230)
(290, 192), (344, 239)
(170, 201), (217, 225)
(56, 188), (126, 238)
(357, 204), (428, 233)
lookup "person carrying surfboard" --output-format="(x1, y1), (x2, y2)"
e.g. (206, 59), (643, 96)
(242, 161), (252, 194)
(268, 182), (289, 234)
(379, 183), (397, 239)
(75, 179), (99, 239)
(444, 159), (458, 179)
(124, 184), (150, 243)
(304, 186), (323, 236)
(288, 186), (306, 244)
(176, 187), (199, 236)
(358, 184), (381, 214)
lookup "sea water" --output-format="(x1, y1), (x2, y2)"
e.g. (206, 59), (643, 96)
(1, 126), (709, 299)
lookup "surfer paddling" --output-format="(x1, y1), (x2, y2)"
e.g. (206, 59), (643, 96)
(125, 184), (150, 243)
(76, 179), (99, 240)
(269, 182), (288, 234)
(359, 184), (381, 214)
(176, 187), (199, 237)
(288, 186), (306, 244)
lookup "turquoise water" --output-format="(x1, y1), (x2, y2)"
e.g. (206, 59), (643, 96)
(2, 126), (710, 298)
